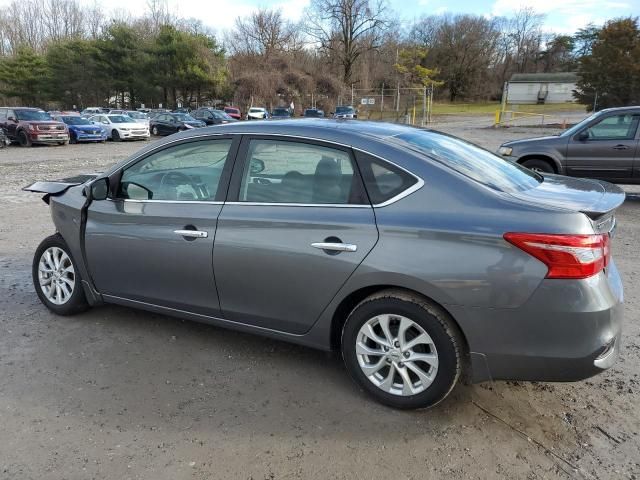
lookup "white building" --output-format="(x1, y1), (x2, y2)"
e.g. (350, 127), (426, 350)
(506, 73), (579, 105)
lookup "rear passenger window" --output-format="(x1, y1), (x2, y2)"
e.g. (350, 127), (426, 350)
(239, 139), (366, 204)
(356, 153), (418, 205)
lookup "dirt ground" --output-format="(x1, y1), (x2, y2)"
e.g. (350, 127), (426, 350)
(1, 117), (639, 480)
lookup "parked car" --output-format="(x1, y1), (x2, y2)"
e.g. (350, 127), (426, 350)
(81, 107), (103, 117)
(53, 115), (107, 143)
(334, 105), (357, 119)
(24, 119), (624, 409)
(149, 112), (205, 136)
(246, 107), (269, 120)
(88, 114), (149, 141)
(0, 107), (69, 146)
(123, 110), (150, 127)
(223, 106), (241, 120)
(498, 106), (640, 182)
(303, 108), (325, 118)
(0, 127), (9, 148)
(193, 108), (237, 125)
(270, 107), (292, 119)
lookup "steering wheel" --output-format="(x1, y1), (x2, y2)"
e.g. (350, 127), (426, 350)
(159, 171), (200, 200)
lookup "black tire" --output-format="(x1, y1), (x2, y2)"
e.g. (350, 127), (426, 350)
(151, 125), (159, 136)
(341, 290), (463, 409)
(69, 132), (77, 144)
(521, 158), (555, 174)
(18, 130), (32, 147)
(32, 234), (88, 316)
(112, 129), (121, 142)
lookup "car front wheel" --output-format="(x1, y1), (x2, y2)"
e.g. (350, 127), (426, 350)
(341, 290), (463, 409)
(18, 130), (32, 147)
(151, 126), (159, 135)
(112, 129), (121, 141)
(521, 158), (555, 174)
(32, 234), (88, 315)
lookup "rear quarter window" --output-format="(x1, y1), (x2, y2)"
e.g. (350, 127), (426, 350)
(356, 152), (419, 205)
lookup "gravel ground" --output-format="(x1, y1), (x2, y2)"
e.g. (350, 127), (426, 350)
(1, 120), (639, 480)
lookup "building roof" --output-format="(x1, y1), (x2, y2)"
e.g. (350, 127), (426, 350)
(509, 72), (579, 83)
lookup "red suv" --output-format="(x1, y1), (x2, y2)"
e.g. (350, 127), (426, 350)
(0, 107), (69, 146)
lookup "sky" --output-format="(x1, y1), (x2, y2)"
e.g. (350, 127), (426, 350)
(5, 0), (639, 35)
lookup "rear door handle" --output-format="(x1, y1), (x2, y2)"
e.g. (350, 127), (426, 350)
(174, 229), (208, 239)
(311, 242), (357, 252)
(612, 144), (629, 150)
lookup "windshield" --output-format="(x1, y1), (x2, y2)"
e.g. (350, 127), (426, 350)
(561, 111), (602, 137)
(62, 116), (91, 125)
(392, 130), (542, 193)
(225, 108), (239, 114)
(127, 111), (147, 119)
(109, 115), (135, 124)
(272, 108), (289, 116)
(174, 113), (196, 121)
(304, 110), (322, 116)
(16, 110), (51, 121)
(336, 106), (354, 114)
(249, 108), (264, 113)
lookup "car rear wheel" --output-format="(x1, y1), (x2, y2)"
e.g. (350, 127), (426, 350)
(112, 129), (121, 142)
(341, 290), (462, 409)
(18, 130), (32, 147)
(32, 234), (88, 316)
(521, 158), (555, 174)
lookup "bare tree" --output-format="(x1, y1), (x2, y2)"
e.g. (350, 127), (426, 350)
(304, 0), (390, 85)
(227, 8), (300, 57)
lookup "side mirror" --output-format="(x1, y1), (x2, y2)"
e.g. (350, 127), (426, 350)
(89, 177), (109, 201)
(7, 116), (16, 122)
(250, 158), (265, 174)
(577, 130), (589, 141)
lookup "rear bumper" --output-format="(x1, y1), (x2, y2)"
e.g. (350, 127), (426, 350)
(449, 260), (624, 383)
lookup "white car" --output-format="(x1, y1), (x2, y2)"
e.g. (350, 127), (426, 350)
(88, 114), (150, 141)
(246, 107), (269, 120)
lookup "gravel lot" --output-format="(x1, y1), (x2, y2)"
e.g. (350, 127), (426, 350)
(1, 118), (639, 480)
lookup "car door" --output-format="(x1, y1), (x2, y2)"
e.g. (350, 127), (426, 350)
(5, 109), (18, 139)
(85, 135), (239, 316)
(213, 136), (379, 334)
(566, 112), (640, 179)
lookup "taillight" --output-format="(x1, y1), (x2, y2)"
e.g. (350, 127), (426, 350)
(504, 233), (610, 279)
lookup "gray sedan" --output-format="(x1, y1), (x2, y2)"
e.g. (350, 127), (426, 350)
(498, 106), (640, 182)
(25, 120), (624, 409)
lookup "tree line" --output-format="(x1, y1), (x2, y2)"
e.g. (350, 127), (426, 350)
(0, 0), (637, 112)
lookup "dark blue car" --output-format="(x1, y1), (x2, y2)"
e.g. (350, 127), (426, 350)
(55, 115), (107, 143)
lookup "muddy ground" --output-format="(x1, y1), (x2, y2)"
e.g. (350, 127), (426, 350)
(1, 117), (639, 479)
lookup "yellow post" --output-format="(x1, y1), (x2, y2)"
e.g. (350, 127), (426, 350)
(412, 105), (416, 125)
(494, 110), (501, 126)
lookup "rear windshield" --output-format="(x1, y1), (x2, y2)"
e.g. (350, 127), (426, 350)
(272, 108), (289, 116)
(225, 108), (239, 114)
(336, 106), (354, 114)
(127, 111), (147, 119)
(174, 113), (196, 121)
(16, 110), (51, 121)
(392, 130), (542, 193)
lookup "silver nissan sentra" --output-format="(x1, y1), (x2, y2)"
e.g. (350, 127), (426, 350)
(25, 120), (625, 409)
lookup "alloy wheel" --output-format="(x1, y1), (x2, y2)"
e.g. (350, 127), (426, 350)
(38, 246), (75, 305)
(355, 314), (439, 396)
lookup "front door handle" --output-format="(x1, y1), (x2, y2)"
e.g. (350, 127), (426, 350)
(311, 242), (357, 252)
(174, 229), (208, 239)
(612, 144), (629, 150)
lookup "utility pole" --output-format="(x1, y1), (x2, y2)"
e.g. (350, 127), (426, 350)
(381, 83), (384, 119)
(351, 84), (354, 106)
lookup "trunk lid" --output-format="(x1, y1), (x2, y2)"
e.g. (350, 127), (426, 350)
(509, 174), (625, 224)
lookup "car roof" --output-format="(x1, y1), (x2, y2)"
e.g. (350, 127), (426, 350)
(598, 106), (640, 114)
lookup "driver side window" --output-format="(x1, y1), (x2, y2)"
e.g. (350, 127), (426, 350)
(118, 139), (233, 201)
